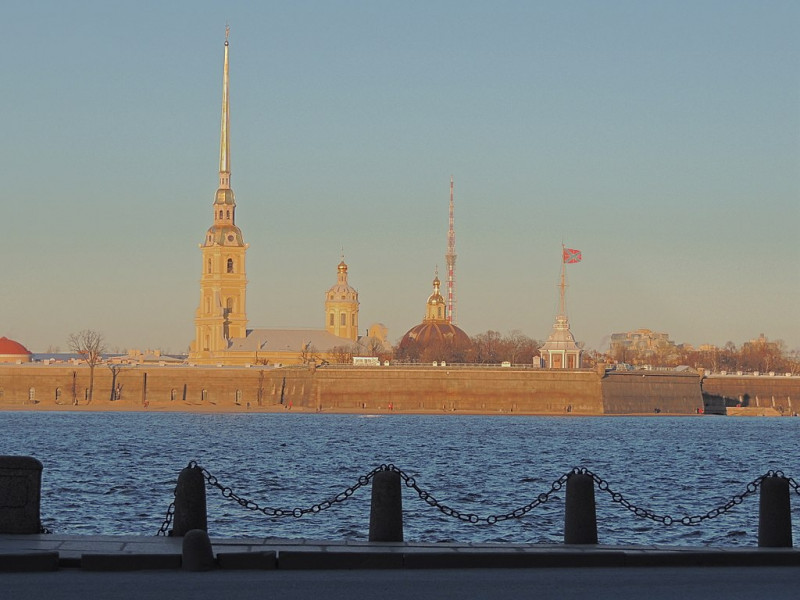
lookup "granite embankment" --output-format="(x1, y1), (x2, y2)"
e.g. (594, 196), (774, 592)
(701, 374), (800, 416)
(0, 364), (705, 415)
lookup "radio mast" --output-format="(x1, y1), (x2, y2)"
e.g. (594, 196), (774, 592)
(445, 175), (457, 324)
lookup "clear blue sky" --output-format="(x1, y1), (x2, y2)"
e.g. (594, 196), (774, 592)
(2, 1), (798, 354)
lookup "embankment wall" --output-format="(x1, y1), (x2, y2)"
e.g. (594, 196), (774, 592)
(0, 364), (702, 415)
(701, 375), (800, 415)
(601, 370), (702, 414)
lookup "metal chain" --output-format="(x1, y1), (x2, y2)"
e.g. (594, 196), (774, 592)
(156, 461), (795, 534)
(195, 460), (384, 519)
(156, 501), (175, 536)
(786, 474), (800, 496)
(387, 464), (570, 524)
(578, 467), (780, 526)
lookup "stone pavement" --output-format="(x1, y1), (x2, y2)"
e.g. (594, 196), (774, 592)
(2, 533), (800, 571)
(3, 535), (800, 600)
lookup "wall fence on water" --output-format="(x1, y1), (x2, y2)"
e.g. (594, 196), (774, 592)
(0, 363), (706, 415)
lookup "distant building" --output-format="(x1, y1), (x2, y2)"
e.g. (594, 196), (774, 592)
(189, 32), (248, 362)
(0, 337), (33, 363)
(609, 328), (676, 361)
(539, 248), (583, 369)
(187, 34), (372, 366)
(398, 273), (471, 361)
(325, 260), (359, 341)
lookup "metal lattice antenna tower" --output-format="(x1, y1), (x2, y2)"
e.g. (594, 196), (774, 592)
(445, 175), (457, 324)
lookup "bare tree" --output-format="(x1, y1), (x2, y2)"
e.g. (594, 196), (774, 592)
(299, 342), (319, 365)
(108, 364), (129, 401)
(67, 330), (106, 404)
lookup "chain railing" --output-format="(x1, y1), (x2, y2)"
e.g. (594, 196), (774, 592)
(157, 462), (800, 536)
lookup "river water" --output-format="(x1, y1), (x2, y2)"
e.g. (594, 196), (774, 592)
(2, 411), (799, 547)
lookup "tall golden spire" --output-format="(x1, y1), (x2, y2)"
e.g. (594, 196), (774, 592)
(219, 25), (231, 190)
(190, 26), (248, 361)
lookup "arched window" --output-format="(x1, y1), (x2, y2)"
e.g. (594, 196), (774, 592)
(438, 307), (443, 318)
(329, 312), (334, 326)
(201, 389), (208, 402)
(351, 313), (356, 326)
(207, 259), (212, 274)
(226, 210), (230, 219)
(227, 258), (234, 273)
(226, 297), (234, 315)
(55, 388), (62, 403)
(170, 388), (177, 401)
(235, 389), (242, 405)
(340, 313), (347, 326)
(219, 210), (223, 219)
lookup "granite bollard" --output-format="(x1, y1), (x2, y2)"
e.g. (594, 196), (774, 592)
(182, 528), (215, 571)
(564, 472), (598, 544)
(369, 470), (403, 542)
(0, 456), (43, 534)
(171, 465), (207, 536)
(758, 475), (792, 547)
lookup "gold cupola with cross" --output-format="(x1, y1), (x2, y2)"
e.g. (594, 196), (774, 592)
(191, 28), (249, 358)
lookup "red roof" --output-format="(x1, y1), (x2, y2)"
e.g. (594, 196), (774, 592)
(0, 336), (32, 355)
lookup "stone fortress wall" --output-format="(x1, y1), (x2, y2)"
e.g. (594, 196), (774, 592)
(701, 374), (799, 416)
(0, 364), (712, 415)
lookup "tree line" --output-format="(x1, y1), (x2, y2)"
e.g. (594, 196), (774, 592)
(608, 335), (799, 375)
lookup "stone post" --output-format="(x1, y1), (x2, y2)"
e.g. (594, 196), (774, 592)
(564, 472), (598, 544)
(758, 475), (792, 547)
(182, 529), (215, 571)
(171, 465), (207, 536)
(369, 470), (403, 542)
(0, 456), (43, 534)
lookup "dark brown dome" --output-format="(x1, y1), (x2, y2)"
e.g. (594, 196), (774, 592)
(399, 322), (471, 353)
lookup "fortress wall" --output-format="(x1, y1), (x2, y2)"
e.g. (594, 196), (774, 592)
(0, 364), (314, 410)
(309, 367), (604, 414)
(600, 371), (703, 414)
(701, 375), (800, 414)
(0, 364), (705, 415)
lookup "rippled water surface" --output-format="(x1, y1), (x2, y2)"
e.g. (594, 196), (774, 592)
(2, 412), (799, 546)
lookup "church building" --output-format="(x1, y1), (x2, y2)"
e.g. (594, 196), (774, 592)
(188, 32), (379, 366)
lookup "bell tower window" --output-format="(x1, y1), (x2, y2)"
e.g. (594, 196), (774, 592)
(227, 258), (234, 273)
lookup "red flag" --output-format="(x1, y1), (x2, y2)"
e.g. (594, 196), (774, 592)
(563, 248), (582, 264)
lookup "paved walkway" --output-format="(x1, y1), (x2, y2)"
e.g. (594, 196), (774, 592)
(2, 533), (800, 571)
(3, 535), (800, 600)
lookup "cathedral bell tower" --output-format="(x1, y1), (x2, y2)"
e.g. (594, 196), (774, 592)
(191, 28), (248, 358)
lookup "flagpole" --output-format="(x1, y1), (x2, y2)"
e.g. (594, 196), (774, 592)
(559, 244), (567, 319)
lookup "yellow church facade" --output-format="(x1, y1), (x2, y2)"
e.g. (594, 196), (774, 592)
(188, 33), (375, 367)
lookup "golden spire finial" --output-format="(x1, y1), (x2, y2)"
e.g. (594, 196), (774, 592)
(219, 26), (231, 186)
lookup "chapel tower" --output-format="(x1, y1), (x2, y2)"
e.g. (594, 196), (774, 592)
(191, 29), (248, 357)
(325, 258), (359, 341)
